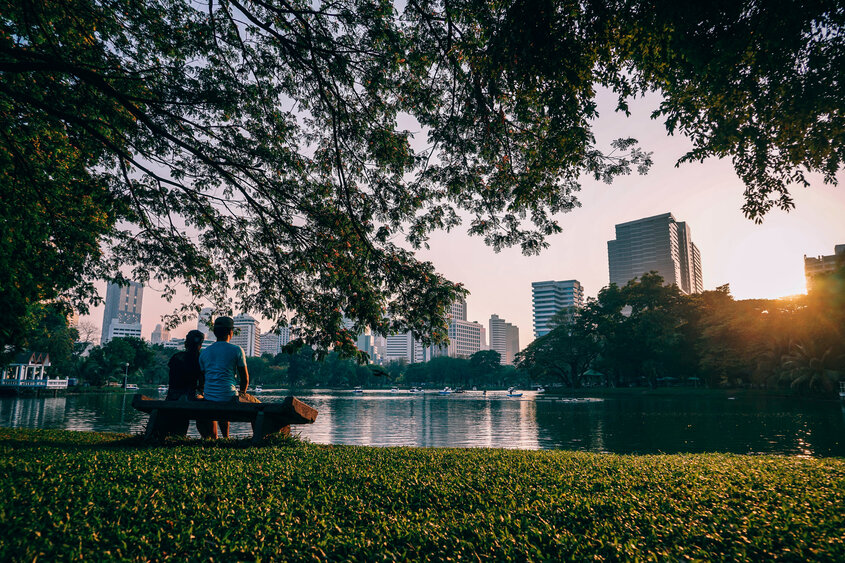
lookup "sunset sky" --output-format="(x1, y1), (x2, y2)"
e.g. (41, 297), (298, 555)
(81, 89), (845, 346)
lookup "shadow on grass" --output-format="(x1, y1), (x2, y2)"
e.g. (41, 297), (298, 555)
(0, 428), (307, 451)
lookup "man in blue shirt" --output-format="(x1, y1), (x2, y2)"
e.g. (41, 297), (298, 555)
(199, 316), (256, 438)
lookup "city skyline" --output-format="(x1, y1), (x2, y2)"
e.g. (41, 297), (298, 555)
(79, 90), (845, 348)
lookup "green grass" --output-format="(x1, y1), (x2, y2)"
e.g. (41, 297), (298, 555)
(1, 429), (843, 561)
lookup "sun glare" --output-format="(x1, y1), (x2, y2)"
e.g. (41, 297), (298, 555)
(720, 224), (810, 300)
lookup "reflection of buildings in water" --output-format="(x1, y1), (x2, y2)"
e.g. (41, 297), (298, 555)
(484, 397), (539, 450)
(0, 396), (67, 430)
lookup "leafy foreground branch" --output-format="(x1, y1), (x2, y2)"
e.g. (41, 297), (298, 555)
(1, 429), (843, 561)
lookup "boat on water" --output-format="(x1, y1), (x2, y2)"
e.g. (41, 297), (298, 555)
(352, 386), (363, 393)
(535, 387), (545, 393)
(254, 386), (264, 393)
(157, 385), (168, 394)
(124, 384), (139, 391)
(409, 387), (421, 393)
(438, 387), (452, 395)
(453, 387), (465, 393)
(507, 387), (523, 397)
(390, 387), (398, 393)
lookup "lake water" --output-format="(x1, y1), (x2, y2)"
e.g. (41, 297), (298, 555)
(2, 389), (844, 457)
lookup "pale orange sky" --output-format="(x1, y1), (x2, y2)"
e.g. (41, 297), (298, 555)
(81, 89), (845, 346)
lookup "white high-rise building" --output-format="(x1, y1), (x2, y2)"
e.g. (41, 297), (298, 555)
(384, 332), (424, 364)
(231, 313), (261, 357)
(259, 327), (292, 356)
(101, 281), (143, 344)
(531, 280), (583, 338)
(447, 320), (484, 358)
(607, 212), (703, 295)
(489, 314), (519, 365)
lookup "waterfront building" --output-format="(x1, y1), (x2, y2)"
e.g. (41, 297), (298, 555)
(101, 281), (144, 344)
(0, 352), (68, 390)
(532, 280), (583, 338)
(489, 314), (519, 365)
(607, 212), (703, 294)
(804, 244), (845, 292)
(232, 314), (261, 357)
(150, 324), (171, 345)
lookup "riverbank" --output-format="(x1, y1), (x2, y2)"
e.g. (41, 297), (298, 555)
(1, 429), (842, 560)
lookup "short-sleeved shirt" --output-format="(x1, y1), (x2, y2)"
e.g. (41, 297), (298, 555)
(199, 341), (247, 402)
(167, 351), (202, 398)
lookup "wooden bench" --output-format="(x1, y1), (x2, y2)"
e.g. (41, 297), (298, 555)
(132, 394), (318, 444)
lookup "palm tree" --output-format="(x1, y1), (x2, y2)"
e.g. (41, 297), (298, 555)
(781, 342), (841, 394)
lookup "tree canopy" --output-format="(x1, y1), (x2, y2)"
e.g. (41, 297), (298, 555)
(2, 0), (842, 354)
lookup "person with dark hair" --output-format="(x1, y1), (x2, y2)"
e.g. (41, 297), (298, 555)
(199, 316), (258, 438)
(164, 329), (212, 436)
(166, 329), (205, 401)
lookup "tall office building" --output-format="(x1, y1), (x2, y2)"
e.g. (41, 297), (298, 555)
(804, 244), (845, 292)
(489, 314), (519, 365)
(532, 280), (583, 338)
(101, 281), (144, 344)
(232, 313), (261, 357)
(607, 212), (703, 294)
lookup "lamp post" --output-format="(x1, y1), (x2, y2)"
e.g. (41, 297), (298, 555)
(123, 363), (129, 389)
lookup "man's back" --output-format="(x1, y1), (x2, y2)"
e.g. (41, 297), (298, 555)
(199, 341), (246, 401)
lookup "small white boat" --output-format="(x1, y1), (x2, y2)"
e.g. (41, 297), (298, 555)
(255, 386), (264, 393)
(535, 387), (545, 393)
(390, 387), (398, 393)
(507, 387), (523, 397)
(125, 384), (139, 391)
(352, 386), (363, 393)
(157, 385), (168, 394)
(409, 387), (421, 393)
(438, 387), (452, 395)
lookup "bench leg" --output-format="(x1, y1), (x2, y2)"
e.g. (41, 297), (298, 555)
(252, 411), (265, 445)
(144, 409), (160, 440)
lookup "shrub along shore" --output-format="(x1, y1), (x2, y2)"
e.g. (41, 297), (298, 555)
(1, 429), (843, 561)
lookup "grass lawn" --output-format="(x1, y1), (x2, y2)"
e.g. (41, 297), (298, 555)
(1, 428), (843, 561)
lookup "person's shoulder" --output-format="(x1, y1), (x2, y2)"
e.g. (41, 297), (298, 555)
(169, 351), (187, 364)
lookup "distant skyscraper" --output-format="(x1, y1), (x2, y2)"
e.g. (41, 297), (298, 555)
(607, 212), (703, 294)
(101, 281), (143, 344)
(150, 324), (170, 345)
(489, 314), (519, 365)
(198, 307), (213, 337)
(447, 320), (485, 358)
(804, 244), (845, 292)
(532, 280), (583, 338)
(232, 314), (261, 357)
(385, 332), (424, 364)
(260, 327), (291, 356)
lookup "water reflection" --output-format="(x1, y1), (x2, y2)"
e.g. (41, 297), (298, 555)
(1, 390), (843, 457)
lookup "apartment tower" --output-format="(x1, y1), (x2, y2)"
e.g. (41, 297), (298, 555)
(531, 280), (583, 338)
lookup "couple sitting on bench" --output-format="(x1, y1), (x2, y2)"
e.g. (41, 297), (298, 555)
(167, 315), (259, 439)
